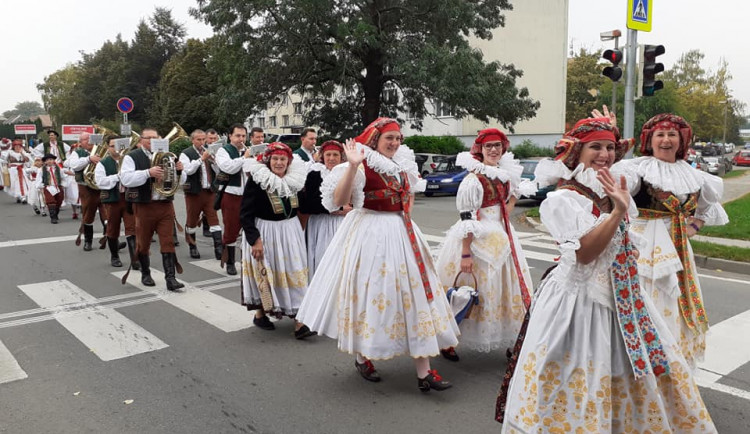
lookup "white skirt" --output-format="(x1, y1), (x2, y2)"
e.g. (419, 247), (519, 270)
(297, 208), (460, 360)
(436, 206), (531, 352)
(306, 213), (344, 280)
(63, 181), (79, 206)
(8, 165), (28, 199)
(501, 271), (716, 433)
(631, 216), (707, 368)
(240, 217), (308, 317)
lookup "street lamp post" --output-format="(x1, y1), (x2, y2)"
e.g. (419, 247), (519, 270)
(719, 100), (728, 144)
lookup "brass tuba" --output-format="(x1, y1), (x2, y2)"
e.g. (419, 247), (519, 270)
(151, 150), (180, 197)
(165, 122), (188, 144)
(82, 125), (114, 190)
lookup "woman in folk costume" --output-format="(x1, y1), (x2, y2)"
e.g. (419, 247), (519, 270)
(501, 117), (716, 433)
(296, 118), (459, 392)
(435, 129), (535, 361)
(239, 142), (315, 340)
(612, 113), (728, 369)
(6, 139), (32, 204)
(299, 140), (351, 280)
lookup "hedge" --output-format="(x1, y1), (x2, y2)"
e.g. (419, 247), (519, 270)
(403, 135), (466, 154)
(510, 140), (555, 159)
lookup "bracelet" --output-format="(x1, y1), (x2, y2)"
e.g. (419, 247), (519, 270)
(459, 211), (472, 221)
(461, 254), (472, 258)
(690, 222), (701, 232)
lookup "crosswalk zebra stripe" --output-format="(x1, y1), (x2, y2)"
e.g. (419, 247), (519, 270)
(17, 280), (168, 361)
(0, 340), (27, 385)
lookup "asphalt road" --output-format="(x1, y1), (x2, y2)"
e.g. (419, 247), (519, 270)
(0, 189), (749, 433)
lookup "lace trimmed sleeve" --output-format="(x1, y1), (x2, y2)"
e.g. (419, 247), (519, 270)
(695, 171), (729, 226)
(448, 173), (485, 239)
(320, 162), (365, 212)
(540, 190), (602, 253)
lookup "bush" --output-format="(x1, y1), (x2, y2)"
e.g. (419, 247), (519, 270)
(170, 137), (192, 155)
(510, 140), (555, 159)
(403, 135), (466, 154)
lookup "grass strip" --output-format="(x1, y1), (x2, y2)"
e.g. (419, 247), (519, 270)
(691, 240), (750, 263)
(699, 193), (750, 241)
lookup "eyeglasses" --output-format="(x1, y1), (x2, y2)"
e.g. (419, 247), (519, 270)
(482, 143), (505, 150)
(141, 137), (157, 141)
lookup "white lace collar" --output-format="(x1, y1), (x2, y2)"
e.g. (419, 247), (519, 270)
(615, 156), (704, 195)
(359, 143), (419, 176)
(308, 162), (332, 178)
(246, 155), (307, 197)
(534, 159), (607, 198)
(456, 151), (523, 185)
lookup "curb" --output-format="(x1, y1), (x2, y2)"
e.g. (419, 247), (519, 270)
(524, 216), (750, 275)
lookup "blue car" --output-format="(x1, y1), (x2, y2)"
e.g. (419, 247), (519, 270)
(423, 158), (467, 196)
(519, 159), (554, 202)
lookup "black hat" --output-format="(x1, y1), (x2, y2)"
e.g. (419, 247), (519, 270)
(42, 153), (57, 162)
(48, 130), (60, 137)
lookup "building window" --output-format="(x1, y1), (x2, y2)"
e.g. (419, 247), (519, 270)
(258, 117), (265, 128)
(293, 103), (302, 115)
(269, 116), (277, 128)
(282, 115), (289, 127)
(434, 100), (454, 118)
(247, 118), (254, 128)
(382, 85), (398, 105)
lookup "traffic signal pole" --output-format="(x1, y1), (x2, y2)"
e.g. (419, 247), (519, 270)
(623, 29), (638, 141)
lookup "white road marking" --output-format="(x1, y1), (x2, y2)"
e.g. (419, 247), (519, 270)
(113, 271), (252, 333)
(0, 234), (77, 249)
(700, 309), (750, 377)
(190, 259), (241, 278)
(17, 280), (167, 361)
(0, 340), (27, 384)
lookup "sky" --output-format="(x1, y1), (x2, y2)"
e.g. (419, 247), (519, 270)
(1, 1), (748, 115)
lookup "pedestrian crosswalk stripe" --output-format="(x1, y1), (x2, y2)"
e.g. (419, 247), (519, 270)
(113, 270), (252, 333)
(0, 340), (27, 385)
(17, 280), (168, 361)
(190, 259), (240, 277)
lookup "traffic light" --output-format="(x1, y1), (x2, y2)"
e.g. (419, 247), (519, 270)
(641, 44), (665, 96)
(602, 49), (623, 82)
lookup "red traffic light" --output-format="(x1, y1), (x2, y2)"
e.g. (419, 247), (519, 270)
(602, 49), (623, 66)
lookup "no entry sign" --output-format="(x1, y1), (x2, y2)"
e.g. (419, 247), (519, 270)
(117, 97), (134, 114)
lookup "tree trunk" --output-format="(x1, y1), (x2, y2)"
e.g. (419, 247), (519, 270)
(361, 50), (384, 126)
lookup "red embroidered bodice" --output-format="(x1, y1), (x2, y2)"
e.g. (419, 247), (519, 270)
(476, 173), (509, 208)
(362, 160), (410, 212)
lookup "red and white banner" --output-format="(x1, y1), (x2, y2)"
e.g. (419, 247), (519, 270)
(62, 125), (95, 141)
(14, 124), (37, 135)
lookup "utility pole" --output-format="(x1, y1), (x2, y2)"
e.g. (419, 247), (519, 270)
(721, 100), (729, 144)
(623, 29), (638, 140)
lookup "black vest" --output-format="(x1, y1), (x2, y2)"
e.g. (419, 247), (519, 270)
(99, 156), (120, 203)
(125, 148), (168, 203)
(73, 148), (89, 185)
(215, 144), (242, 188)
(181, 146), (213, 195)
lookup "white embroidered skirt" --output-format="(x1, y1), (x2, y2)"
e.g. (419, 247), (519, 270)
(306, 213), (344, 281)
(297, 208), (460, 360)
(240, 217), (308, 317)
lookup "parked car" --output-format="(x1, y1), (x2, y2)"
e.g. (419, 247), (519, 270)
(733, 150), (750, 167)
(423, 158), (466, 196)
(703, 157), (727, 176)
(265, 133), (301, 147)
(719, 155), (734, 173)
(744, 143), (750, 150)
(415, 153), (449, 177)
(700, 144), (723, 157)
(519, 159), (555, 202)
(687, 154), (709, 172)
(724, 143), (735, 153)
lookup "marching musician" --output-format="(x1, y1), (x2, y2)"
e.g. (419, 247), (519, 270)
(292, 128), (317, 162)
(200, 128), (222, 237)
(95, 136), (138, 269)
(214, 124), (251, 276)
(67, 132), (102, 251)
(179, 129), (223, 261)
(120, 128), (185, 291)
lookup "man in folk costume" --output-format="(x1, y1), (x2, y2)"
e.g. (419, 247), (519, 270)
(120, 128), (185, 291)
(199, 128), (222, 237)
(95, 136), (138, 269)
(214, 124), (252, 276)
(35, 154), (69, 224)
(178, 129), (223, 260)
(33, 130), (70, 162)
(67, 132), (103, 251)
(292, 128), (317, 162)
(6, 139), (31, 203)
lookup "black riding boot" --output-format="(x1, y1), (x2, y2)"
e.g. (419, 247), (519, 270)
(211, 231), (223, 261)
(188, 232), (200, 259)
(126, 235), (140, 270)
(50, 207), (59, 224)
(139, 253), (155, 286)
(202, 215), (211, 237)
(163, 253), (185, 291)
(83, 225), (94, 251)
(108, 237), (123, 267)
(226, 245), (237, 276)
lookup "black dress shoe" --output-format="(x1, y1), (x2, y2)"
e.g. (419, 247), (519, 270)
(440, 347), (460, 362)
(294, 325), (316, 340)
(417, 370), (452, 392)
(253, 315), (275, 330)
(355, 359), (381, 382)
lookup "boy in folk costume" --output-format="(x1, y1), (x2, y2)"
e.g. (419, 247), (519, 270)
(35, 154), (69, 224)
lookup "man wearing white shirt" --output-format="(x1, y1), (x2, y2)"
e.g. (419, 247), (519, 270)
(214, 124), (251, 275)
(293, 128), (317, 162)
(179, 129), (222, 260)
(95, 136), (138, 268)
(67, 132), (102, 251)
(34, 130), (70, 163)
(120, 128), (184, 291)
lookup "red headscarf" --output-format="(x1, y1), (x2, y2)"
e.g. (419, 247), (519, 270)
(639, 113), (693, 160)
(470, 128), (510, 162)
(258, 142), (293, 163)
(555, 118), (633, 170)
(354, 117), (401, 149)
(317, 140), (344, 162)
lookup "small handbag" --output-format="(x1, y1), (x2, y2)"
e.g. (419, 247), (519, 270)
(445, 271), (479, 325)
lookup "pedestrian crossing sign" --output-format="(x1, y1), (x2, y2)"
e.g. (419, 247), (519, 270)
(627, 0), (652, 32)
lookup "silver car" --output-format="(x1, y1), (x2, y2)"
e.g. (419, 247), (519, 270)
(703, 157), (726, 176)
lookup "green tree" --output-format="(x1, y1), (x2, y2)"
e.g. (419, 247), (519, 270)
(1, 101), (46, 120)
(565, 48), (606, 128)
(148, 38), (219, 133)
(37, 65), (89, 124)
(192, 0), (539, 136)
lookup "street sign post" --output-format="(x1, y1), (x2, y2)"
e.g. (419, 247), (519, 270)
(117, 97), (134, 130)
(13, 124), (37, 135)
(627, 0), (652, 32)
